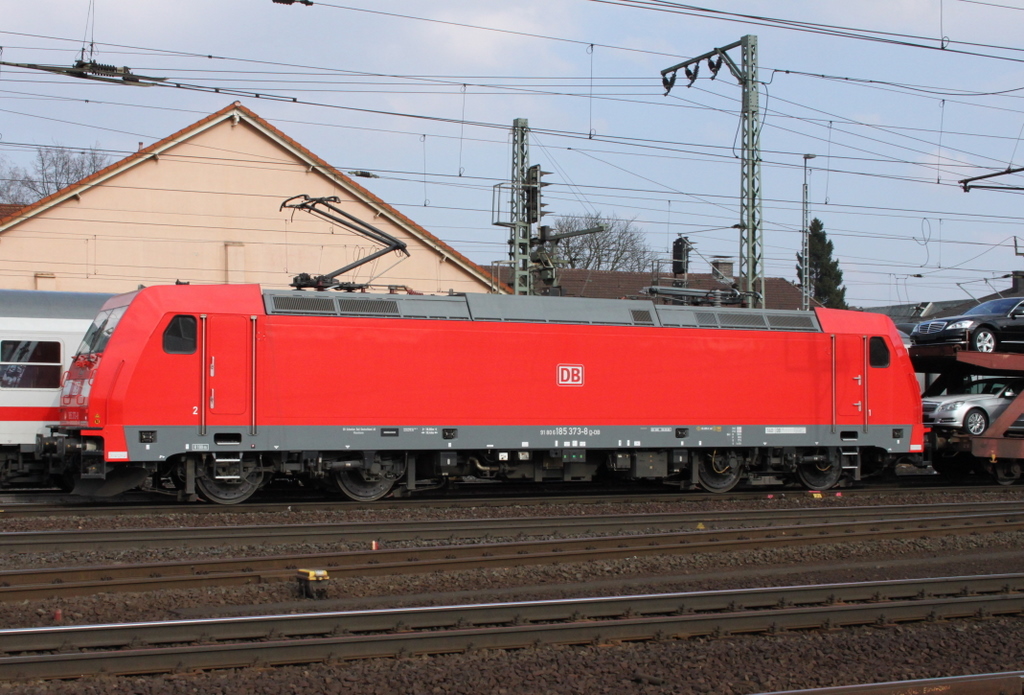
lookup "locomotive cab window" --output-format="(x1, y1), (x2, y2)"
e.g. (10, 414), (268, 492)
(0, 340), (61, 389)
(77, 305), (128, 356)
(163, 315), (197, 354)
(869, 336), (890, 368)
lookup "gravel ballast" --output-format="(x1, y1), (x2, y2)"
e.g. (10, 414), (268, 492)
(0, 488), (1022, 694)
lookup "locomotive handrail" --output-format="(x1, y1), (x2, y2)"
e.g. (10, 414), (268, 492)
(249, 315), (257, 437)
(199, 314), (207, 437)
(862, 334), (869, 433)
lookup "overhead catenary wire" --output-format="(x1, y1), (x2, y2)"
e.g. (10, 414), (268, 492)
(0, 85), (1012, 185)
(4, 23), (1019, 177)
(2, 6), (1022, 304)
(4, 26), (1024, 174)
(585, 0), (1024, 63)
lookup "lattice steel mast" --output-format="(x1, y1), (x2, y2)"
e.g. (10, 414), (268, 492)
(662, 35), (763, 308)
(509, 118), (532, 295)
(801, 154), (816, 311)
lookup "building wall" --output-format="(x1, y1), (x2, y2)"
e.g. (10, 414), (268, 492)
(0, 117), (492, 295)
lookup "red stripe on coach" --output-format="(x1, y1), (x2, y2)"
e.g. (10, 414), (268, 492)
(0, 407), (60, 422)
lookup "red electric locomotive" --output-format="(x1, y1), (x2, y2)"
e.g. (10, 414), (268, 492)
(38, 284), (924, 504)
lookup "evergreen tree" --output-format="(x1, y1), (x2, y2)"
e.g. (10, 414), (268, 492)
(796, 217), (848, 309)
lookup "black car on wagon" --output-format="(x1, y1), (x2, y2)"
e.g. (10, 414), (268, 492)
(911, 297), (1024, 353)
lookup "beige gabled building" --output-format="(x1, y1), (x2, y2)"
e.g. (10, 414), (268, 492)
(0, 102), (502, 295)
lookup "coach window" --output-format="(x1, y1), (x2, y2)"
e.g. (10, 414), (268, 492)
(0, 340), (61, 389)
(163, 315), (197, 354)
(869, 336), (890, 368)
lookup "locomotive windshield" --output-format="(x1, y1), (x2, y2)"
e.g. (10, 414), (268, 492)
(76, 305), (127, 356)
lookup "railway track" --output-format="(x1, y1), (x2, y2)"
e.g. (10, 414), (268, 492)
(2, 500), (1024, 553)
(0, 484), (705, 516)
(0, 478), (988, 520)
(1, 574), (1021, 681)
(757, 672), (1024, 695)
(2, 506), (1024, 600)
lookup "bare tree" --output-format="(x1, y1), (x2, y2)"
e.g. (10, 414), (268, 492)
(0, 145), (110, 205)
(551, 213), (659, 272)
(0, 156), (25, 205)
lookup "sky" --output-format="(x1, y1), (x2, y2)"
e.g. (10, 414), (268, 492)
(2, 0), (1024, 308)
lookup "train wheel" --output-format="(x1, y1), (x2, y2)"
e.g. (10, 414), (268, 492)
(334, 470), (396, 501)
(796, 450), (843, 490)
(697, 452), (742, 493)
(194, 457), (264, 505)
(992, 460), (1022, 486)
(333, 455), (406, 502)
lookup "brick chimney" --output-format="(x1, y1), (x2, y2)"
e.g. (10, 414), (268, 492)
(711, 258), (734, 281)
(1013, 270), (1024, 294)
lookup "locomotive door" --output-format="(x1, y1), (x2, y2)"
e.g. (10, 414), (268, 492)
(832, 334), (868, 430)
(201, 314), (251, 430)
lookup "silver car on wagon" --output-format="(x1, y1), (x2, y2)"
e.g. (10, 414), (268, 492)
(922, 376), (1024, 435)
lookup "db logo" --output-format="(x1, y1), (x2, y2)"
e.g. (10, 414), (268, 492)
(557, 364), (585, 387)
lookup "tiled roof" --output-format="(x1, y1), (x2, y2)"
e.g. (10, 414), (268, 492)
(224, 104), (505, 291)
(0, 102), (506, 292)
(867, 300), (969, 324)
(885, 273), (1024, 320)
(863, 273), (1024, 329)
(0, 204), (24, 219)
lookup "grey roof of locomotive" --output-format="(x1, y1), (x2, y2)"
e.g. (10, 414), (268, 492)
(261, 290), (823, 333)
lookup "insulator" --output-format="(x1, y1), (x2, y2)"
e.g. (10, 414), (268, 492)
(661, 71), (677, 95)
(684, 64), (699, 87)
(85, 62), (123, 75)
(707, 56), (723, 79)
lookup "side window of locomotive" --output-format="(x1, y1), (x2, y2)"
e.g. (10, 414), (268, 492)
(163, 315), (197, 354)
(0, 340), (62, 389)
(869, 336), (890, 368)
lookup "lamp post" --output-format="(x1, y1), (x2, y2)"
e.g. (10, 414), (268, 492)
(801, 154), (816, 311)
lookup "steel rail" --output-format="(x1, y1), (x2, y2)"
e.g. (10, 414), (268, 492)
(2, 510), (1024, 601)
(0, 481), (991, 519)
(0, 489), (711, 517)
(4, 501), (1024, 554)
(755, 671), (1024, 694)
(1, 575), (1022, 681)
(2, 574), (1021, 654)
